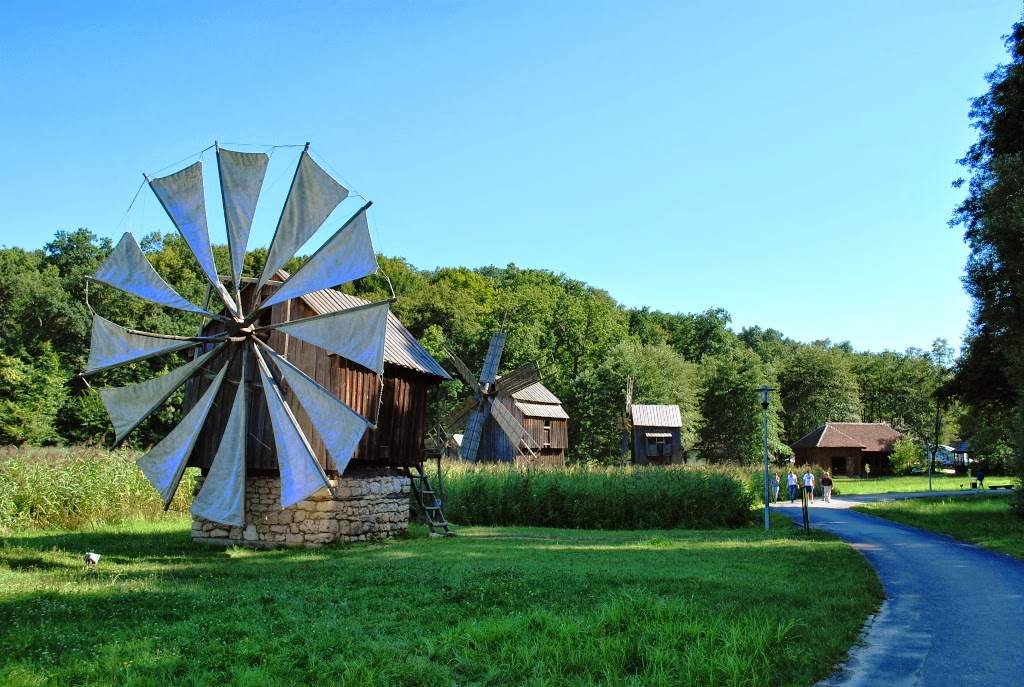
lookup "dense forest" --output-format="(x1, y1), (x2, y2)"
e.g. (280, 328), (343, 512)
(0, 228), (965, 468)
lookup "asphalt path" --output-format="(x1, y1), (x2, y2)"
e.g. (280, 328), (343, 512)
(773, 491), (1024, 687)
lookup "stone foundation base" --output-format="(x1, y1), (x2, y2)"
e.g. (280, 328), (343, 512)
(191, 467), (411, 548)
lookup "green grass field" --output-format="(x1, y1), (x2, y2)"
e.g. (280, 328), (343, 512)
(0, 516), (882, 687)
(831, 474), (1016, 496)
(853, 494), (1024, 559)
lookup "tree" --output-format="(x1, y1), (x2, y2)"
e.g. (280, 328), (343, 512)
(889, 437), (926, 475)
(949, 20), (1024, 511)
(696, 346), (788, 464)
(779, 344), (862, 442)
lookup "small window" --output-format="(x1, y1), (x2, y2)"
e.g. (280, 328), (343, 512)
(543, 420), (551, 448)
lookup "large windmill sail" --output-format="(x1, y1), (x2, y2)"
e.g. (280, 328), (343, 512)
(443, 332), (543, 462)
(84, 143), (387, 525)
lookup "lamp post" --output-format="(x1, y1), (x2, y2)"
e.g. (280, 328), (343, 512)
(757, 385), (774, 532)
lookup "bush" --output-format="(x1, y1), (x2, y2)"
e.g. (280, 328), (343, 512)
(439, 461), (756, 529)
(0, 445), (196, 531)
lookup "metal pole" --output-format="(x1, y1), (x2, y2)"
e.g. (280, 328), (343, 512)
(763, 403), (770, 531)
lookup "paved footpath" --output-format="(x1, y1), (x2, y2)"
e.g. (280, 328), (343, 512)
(774, 492), (1024, 687)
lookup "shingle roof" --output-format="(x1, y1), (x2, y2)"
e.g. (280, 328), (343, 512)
(514, 401), (570, 419)
(630, 404), (682, 428)
(274, 272), (450, 380)
(791, 422), (902, 452)
(510, 381), (562, 405)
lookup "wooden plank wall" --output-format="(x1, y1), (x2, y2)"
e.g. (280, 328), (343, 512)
(185, 286), (434, 474)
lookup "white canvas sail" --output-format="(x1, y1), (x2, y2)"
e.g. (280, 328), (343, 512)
(136, 363), (229, 506)
(257, 150), (349, 290)
(190, 363), (248, 526)
(85, 314), (198, 375)
(148, 162), (236, 315)
(256, 349), (332, 508)
(269, 300), (389, 375)
(93, 233), (217, 317)
(217, 147), (269, 293)
(260, 343), (370, 475)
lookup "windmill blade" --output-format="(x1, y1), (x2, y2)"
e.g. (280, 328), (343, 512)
(98, 344), (225, 443)
(625, 376), (634, 410)
(256, 204), (377, 312)
(489, 398), (540, 451)
(92, 233), (224, 319)
(190, 355), (248, 527)
(263, 300), (390, 375)
(257, 148), (350, 291)
(460, 405), (490, 462)
(136, 361), (230, 507)
(479, 332), (507, 385)
(445, 348), (481, 389)
(259, 341), (372, 475)
(494, 361), (541, 398)
(147, 162), (237, 316)
(255, 345), (334, 508)
(442, 394), (479, 432)
(85, 314), (202, 375)
(217, 146), (269, 295)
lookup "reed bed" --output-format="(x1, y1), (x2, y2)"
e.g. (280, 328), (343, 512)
(440, 462), (756, 529)
(0, 446), (195, 531)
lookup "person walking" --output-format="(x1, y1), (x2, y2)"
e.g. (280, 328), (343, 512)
(803, 468), (815, 504)
(977, 469), (985, 489)
(821, 471), (833, 503)
(787, 471), (798, 502)
(771, 473), (781, 503)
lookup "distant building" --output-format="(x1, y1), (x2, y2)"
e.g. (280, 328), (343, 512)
(630, 404), (683, 465)
(791, 422), (903, 476)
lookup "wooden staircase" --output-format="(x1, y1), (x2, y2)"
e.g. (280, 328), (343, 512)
(404, 460), (452, 537)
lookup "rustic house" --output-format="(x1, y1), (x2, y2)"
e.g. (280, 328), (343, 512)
(480, 380), (569, 467)
(630, 404), (683, 465)
(791, 422), (902, 476)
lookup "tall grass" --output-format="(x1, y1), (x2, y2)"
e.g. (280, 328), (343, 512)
(0, 446), (195, 531)
(440, 462), (756, 529)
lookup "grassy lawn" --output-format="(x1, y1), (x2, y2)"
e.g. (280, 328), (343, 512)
(853, 494), (1024, 560)
(0, 516), (882, 687)
(832, 474), (1016, 496)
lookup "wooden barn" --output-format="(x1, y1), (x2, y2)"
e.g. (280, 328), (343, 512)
(791, 422), (902, 477)
(630, 404), (683, 465)
(184, 273), (451, 475)
(478, 381), (569, 467)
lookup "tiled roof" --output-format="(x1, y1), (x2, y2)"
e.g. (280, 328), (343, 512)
(631, 404), (682, 428)
(274, 271), (450, 380)
(791, 422), (902, 452)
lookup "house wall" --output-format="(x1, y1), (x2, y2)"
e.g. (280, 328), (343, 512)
(631, 426), (682, 465)
(185, 286), (437, 474)
(476, 397), (568, 467)
(794, 448), (893, 477)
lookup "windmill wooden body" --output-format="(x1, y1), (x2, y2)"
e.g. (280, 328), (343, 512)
(623, 377), (683, 465)
(83, 142), (451, 546)
(444, 333), (569, 465)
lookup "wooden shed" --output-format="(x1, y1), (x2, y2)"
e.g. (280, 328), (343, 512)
(630, 404), (683, 465)
(791, 422), (902, 477)
(475, 381), (569, 467)
(184, 273), (450, 475)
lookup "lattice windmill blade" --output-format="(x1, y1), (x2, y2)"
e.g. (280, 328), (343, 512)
(445, 347), (481, 390)
(443, 395), (479, 432)
(479, 332), (507, 385)
(460, 405), (490, 463)
(489, 398), (540, 451)
(494, 361), (541, 398)
(86, 142), (390, 526)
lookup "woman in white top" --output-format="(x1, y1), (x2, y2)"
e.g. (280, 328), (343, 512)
(802, 469), (815, 503)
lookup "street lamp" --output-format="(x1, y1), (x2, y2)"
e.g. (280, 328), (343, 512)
(757, 385), (775, 532)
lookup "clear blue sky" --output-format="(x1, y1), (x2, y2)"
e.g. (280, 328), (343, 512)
(2, 1), (1021, 354)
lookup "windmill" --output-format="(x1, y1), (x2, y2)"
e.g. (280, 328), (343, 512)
(82, 142), (389, 528)
(621, 376), (635, 461)
(442, 332), (544, 462)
